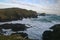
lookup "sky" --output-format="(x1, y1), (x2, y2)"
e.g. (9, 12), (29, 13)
(0, 0), (60, 14)
(0, 0), (56, 5)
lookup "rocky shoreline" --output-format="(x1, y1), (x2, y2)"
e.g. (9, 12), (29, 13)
(0, 7), (38, 40)
(0, 23), (30, 34)
(0, 7), (38, 22)
(0, 23), (30, 40)
(0, 33), (29, 40)
(42, 24), (60, 40)
(0, 23), (29, 31)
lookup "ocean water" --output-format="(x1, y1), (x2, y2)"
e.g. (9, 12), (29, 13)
(0, 14), (60, 40)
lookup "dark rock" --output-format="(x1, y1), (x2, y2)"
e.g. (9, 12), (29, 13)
(42, 30), (52, 40)
(50, 24), (60, 31)
(0, 23), (29, 31)
(42, 24), (60, 40)
(38, 13), (46, 16)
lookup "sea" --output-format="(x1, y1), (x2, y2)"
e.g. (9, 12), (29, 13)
(0, 14), (60, 40)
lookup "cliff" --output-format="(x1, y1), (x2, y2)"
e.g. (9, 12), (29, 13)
(0, 7), (37, 22)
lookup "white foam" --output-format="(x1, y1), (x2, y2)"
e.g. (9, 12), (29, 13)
(0, 16), (60, 40)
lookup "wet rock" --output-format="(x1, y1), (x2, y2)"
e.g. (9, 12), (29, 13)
(50, 24), (60, 31)
(42, 30), (52, 40)
(0, 23), (29, 31)
(42, 24), (60, 40)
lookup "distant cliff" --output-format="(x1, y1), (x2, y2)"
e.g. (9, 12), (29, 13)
(0, 8), (37, 22)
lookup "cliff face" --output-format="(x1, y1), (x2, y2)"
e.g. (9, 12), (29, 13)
(0, 8), (37, 22)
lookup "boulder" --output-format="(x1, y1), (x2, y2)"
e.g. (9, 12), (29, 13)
(42, 24), (60, 40)
(50, 24), (60, 31)
(42, 30), (52, 40)
(0, 23), (29, 31)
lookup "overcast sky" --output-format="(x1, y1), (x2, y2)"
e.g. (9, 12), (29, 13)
(0, 0), (60, 14)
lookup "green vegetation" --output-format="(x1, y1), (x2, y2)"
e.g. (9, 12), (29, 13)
(0, 34), (29, 40)
(0, 23), (31, 40)
(0, 7), (37, 22)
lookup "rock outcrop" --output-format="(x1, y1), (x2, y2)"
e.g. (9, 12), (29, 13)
(0, 8), (38, 22)
(38, 13), (46, 16)
(42, 24), (60, 40)
(0, 23), (29, 31)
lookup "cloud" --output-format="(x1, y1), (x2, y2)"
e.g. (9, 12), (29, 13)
(0, 0), (60, 14)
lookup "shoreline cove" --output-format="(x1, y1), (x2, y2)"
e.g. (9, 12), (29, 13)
(0, 14), (60, 40)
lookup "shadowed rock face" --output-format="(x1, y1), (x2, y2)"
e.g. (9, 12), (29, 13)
(42, 24), (60, 40)
(50, 24), (60, 31)
(0, 8), (38, 22)
(42, 30), (52, 40)
(0, 24), (28, 31)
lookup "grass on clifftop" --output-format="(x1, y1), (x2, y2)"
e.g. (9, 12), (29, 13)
(0, 34), (29, 40)
(0, 8), (37, 22)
